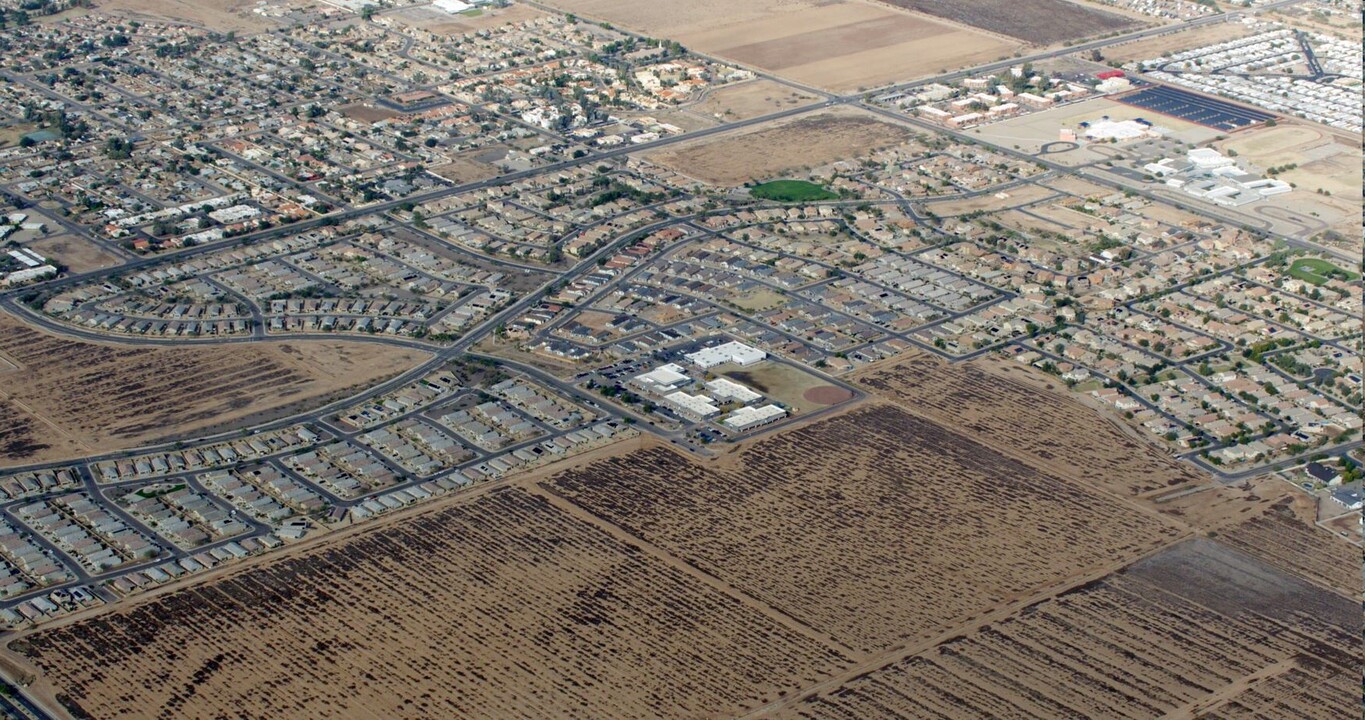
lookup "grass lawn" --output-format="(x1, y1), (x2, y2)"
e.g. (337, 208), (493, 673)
(1288, 258), (1359, 285)
(750, 179), (838, 202)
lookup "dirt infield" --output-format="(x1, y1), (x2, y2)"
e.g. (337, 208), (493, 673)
(646, 109), (914, 185)
(540, 0), (1016, 91)
(876, 0), (1140, 45)
(802, 386), (854, 405)
(0, 313), (429, 466)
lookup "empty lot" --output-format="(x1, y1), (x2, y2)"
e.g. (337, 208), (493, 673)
(0, 314), (429, 466)
(647, 109), (914, 185)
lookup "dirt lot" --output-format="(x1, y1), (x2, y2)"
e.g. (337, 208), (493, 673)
(877, 0), (1140, 45)
(0, 313), (429, 466)
(10, 487), (851, 719)
(855, 353), (1206, 496)
(1102, 20), (1262, 63)
(96, 0), (274, 33)
(24, 235), (121, 274)
(971, 97), (1219, 164)
(686, 80), (821, 122)
(646, 109), (914, 185)
(1217, 123), (1362, 199)
(540, 0), (1016, 91)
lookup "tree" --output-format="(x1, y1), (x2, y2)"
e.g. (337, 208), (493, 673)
(360, 4), (378, 20)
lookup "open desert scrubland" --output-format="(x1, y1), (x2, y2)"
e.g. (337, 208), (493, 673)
(0, 313), (429, 467)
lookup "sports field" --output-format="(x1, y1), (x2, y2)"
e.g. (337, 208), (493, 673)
(750, 180), (838, 202)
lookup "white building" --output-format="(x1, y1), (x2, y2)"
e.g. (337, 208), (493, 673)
(705, 378), (761, 404)
(662, 392), (720, 420)
(723, 404), (787, 432)
(631, 364), (690, 394)
(685, 341), (766, 369)
(432, 0), (473, 13)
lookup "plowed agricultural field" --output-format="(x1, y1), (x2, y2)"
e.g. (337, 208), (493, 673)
(856, 353), (1205, 496)
(546, 404), (1183, 653)
(12, 488), (851, 719)
(540, 0), (1017, 90)
(7, 351), (1356, 720)
(775, 540), (1358, 719)
(0, 314), (428, 466)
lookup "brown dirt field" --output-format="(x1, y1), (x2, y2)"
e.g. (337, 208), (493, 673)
(646, 109), (913, 185)
(11, 487), (852, 719)
(0, 313), (429, 467)
(429, 151), (504, 184)
(688, 80), (821, 122)
(854, 353), (1206, 496)
(95, 0), (275, 33)
(546, 404), (1183, 654)
(1103, 21), (1261, 63)
(771, 539), (1358, 719)
(876, 0), (1140, 45)
(24, 235), (121, 274)
(339, 103), (402, 125)
(802, 386), (853, 405)
(540, 0), (1017, 91)
(1215, 494), (1360, 597)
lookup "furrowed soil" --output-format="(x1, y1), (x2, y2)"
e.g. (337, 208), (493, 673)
(876, 0), (1141, 45)
(7, 352), (1356, 720)
(12, 487), (851, 719)
(0, 313), (429, 467)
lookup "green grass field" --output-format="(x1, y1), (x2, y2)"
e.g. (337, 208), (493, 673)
(1288, 258), (1359, 285)
(749, 180), (838, 202)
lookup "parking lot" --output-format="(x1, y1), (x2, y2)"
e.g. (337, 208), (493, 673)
(1116, 85), (1275, 131)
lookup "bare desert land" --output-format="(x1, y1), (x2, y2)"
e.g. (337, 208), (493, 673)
(646, 110), (913, 185)
(546, 404), (1184, 654)
(0, 314), (429, 466)
(540, 0), (1018, 90)
(877, 0), (1142, 45)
